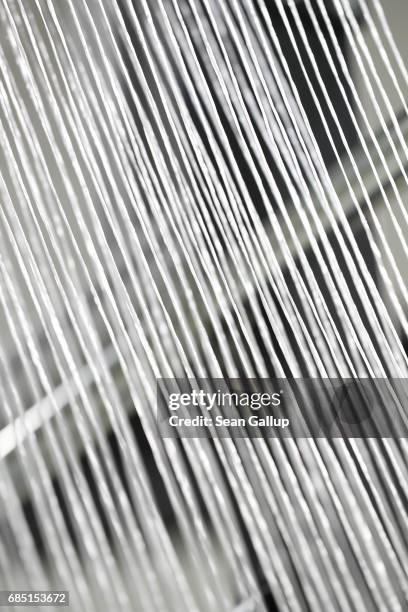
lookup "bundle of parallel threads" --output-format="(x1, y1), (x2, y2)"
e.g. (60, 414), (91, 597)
(0, 0), (408, 610)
